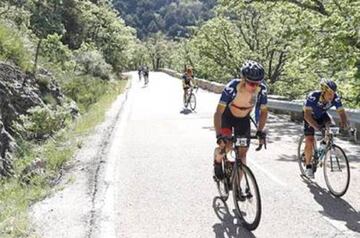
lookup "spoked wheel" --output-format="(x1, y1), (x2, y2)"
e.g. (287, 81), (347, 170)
(189, 93), (196, 111)
(297, 135), (317, 177)
(323, 145), (350, 197)
(216, 178), (229, 202)
(183, 93), (189, 108)
(297, 135), (306, 176)
(232, 163), (261, 231)
(215, 160), (230, 201)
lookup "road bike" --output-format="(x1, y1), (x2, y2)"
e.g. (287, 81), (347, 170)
(297, 126), (356, 197)
(183, 86), (197, 110)
(214, 130), (265, 230)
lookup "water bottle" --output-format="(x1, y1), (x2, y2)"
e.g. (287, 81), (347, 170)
(318, 141), (326, 156)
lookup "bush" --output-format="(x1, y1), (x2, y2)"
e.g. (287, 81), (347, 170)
(0, 22), (31, 70)
(13, 105), (72, 140)
(41, 33), (76, 70)
(74, 43), (113, 80)
(61, 75), (110, 112)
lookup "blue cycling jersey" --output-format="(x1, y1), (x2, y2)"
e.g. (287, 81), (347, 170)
(218, 79), (268, 109)
(303, 91), (343, 119)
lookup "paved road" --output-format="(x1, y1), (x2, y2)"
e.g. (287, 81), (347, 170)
(94, 72), (360, 238)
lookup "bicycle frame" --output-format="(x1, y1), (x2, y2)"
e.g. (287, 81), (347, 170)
(224, 135), (259, 188)
(313, 127), (339, 170)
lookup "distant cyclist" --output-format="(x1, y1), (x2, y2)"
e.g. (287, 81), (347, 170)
(143, 65), (149, 85)
(182, 66), (196, 103)
(138, 65), (143, 81)
(302, 79), (349, 178)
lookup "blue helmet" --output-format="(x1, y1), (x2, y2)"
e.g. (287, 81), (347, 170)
(240, 60), (265, 82)
(320, 79), (337, 92)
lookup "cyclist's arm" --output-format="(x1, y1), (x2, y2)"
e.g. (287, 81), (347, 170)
(257, 106), (268, 131)
(190, 77), (197, 87)
(304, 109), (321, 130)
(334, 94), (348, 128)
(337, 109), (349, 128)
(214, 104), (226, 136)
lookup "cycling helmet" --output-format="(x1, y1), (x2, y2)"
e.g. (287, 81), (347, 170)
(240, 60), (265, 82)
(320, 78), (337, 92)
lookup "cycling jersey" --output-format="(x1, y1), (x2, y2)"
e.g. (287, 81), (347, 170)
(303, 91), (343, 119)
(218, 79), (268, 109)
(182, 74), (192, 85)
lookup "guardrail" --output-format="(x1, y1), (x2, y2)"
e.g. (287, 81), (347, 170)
(160, 68), (360, 140)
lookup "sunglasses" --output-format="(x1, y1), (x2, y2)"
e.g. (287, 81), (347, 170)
(246, 81), (260, 87)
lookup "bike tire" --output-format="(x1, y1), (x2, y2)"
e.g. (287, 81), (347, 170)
(232, 163), (261, 231)
(297, 135), (306, 176)
(323, 144), (350, 197)
(189, 93), (196, 111)
(216, 178), (229, 202)
(183, 93), (189, 108)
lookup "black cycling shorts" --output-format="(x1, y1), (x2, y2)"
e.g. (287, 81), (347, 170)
(221, 106), (251, 147)
(303, 112), (331, 136)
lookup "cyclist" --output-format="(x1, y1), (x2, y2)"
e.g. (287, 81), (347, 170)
(143, 65), (149, 84)
(213, 60), (268, 183)
(138, 65), (143, 81)
(182, 66), (196, 104)
(303, 79), (349, 179)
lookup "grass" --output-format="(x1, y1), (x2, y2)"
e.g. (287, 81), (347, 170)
(0, 79), (128, 237)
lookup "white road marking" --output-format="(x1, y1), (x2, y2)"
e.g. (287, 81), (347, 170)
(249, 159), (288, 187)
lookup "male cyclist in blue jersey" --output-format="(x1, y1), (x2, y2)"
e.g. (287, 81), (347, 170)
(303, 79), (349, 179)
(213, 60), (268, 182)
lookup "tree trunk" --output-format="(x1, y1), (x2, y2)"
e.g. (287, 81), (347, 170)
(33, 38), (42, 74)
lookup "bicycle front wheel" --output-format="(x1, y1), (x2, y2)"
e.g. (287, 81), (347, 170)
(189, 93), (196, 111)
(232, 163), (261, 230)
(323, 144), (350, 197)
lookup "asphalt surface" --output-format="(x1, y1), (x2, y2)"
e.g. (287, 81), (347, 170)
(31, 72), (360, 238)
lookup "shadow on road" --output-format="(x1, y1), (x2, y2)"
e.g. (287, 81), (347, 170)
(180, 108), (193, 115)
(302, 178), (360, 233)
(212, 197), (256, 238)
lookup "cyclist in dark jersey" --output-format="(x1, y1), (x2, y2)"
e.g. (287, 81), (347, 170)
(302, 79), (349, 178)
(213, 60), (268, 181)
(182, 66), (196, 103)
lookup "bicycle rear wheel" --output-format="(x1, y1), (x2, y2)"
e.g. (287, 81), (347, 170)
(183, 93), (189, 108)
(297, 135), (317, 176)
(323, 145), (350, 197)
(232, 163), (261, 231)
(297, 135), (306, 176)
(216, 178), (229, 202)
(189, 93), (196, 111)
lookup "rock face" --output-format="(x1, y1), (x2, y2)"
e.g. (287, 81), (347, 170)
(0, 62), (68, 177)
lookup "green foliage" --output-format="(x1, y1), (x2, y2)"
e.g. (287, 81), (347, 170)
(74, 43), (112, 80)
(14, 105), (72, 140)
(112, 0), (216, 39)
(41, 33), (76, 70)
(29, 0), (64, 39)
(0, 22), (31, 70)
(61, 75), (111, 112)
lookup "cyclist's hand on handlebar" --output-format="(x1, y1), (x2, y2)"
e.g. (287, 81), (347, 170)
(255, 130), (267, 151)
(256, 130), (266, 140)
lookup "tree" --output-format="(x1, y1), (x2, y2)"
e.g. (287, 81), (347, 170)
(29, 0), (64, 74)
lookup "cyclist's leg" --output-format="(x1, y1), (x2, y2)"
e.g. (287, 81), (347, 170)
(183, 87), (188, 102)
(214, 111), (233, 180)
(234, 115), (251, 164)
(304, 118), (315, 167)
(233, 114), (251, 197)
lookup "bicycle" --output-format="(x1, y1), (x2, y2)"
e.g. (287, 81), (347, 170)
(297, 126), (356, 197)
(214, 129), (265, 231)
(183, 86), (197, 110)
(144, 73), (149, 86)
